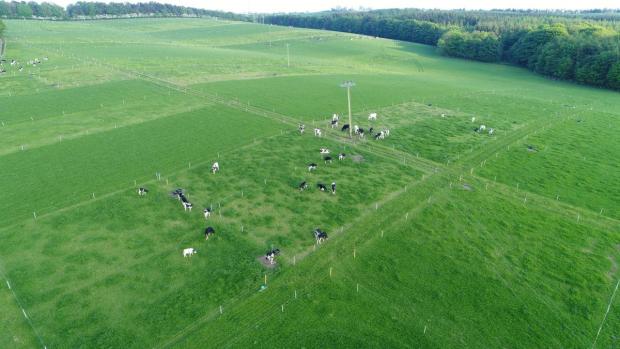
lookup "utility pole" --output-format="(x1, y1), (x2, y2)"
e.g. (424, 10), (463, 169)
(286, 43), (290, 67)
(340, 81), (355, 138)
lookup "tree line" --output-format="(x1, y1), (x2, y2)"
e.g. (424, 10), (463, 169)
(265, 9), (620, 90)
(0, 1), (246, 21)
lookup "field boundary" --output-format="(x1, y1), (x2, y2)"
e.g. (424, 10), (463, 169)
(0, 260), (47, 349)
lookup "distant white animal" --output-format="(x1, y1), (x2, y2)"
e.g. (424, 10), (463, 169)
(183, 248), (196, 257)
(479, 125), (486, 131)
(314, 128), (322, 137)
(332, 114), (339, 122)
(368, 112), (377, 121)
(488, 128), (495, 135)
(441, 113), (446, 118)
(320, 148), (330, 154)
(203, 208), (212, 219)
(138, 187), (149, 196)
(212, 162), (219, 174)
(299, 124), (305, 134)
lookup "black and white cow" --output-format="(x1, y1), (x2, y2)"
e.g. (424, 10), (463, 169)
(332, 113), (340, 122)
(341, 124), (350, 132)
(354, 125), (360, 134)
(338, 153), (346, 160)
(331, 182), (336, 194)
(374, 131), (385, 140)
(317, 183), (327, 191)
(308, 163), (318, 172)
(266, 248), (280, 265)
(204, 226), (215, 240)
(138, 187), (149, 196)
(212, 162), (220, 174)
(320, 148), (330, 154)
(183, 202), (193, 212)
(368, 112), (377, 121)
(314, 229), (328, 244)
(314, 128), (322, 137)
(203, 207), (212, 219)
(324, 156), (333, 164)
(299, 124), (305, 134)
(330, 119), (338, 128)
(299, 181), (309, 191)
(357, 128), (365, 138)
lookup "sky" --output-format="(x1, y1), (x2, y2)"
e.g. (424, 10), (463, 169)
(48, 0), (620, 13)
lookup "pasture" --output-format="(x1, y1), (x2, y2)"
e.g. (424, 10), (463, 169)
(0, 18), (618, 348)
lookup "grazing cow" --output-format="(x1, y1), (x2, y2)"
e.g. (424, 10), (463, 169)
(314, 128), (322, 137)
(183, 202), (193, 212)
(308, 163), (317, 172)
(138, 187), (149, 196)
(354, 125), (359, 134)
(441, 113), (446, 118)
(374, 131), (385, 140)
(266, 249), (280, 265)
(471, 117), (476, 123)
(183, 248), (196, 257)
(314, 229), (328, 244)
(341, 124), (350, 132)
(368, 127), (374, 135)
(299, 181), (309, 191)
(332, 114), (339, 122)
(324, 156), (333, 164)
(383, 129), (390, 137)
(212, 162), (220, 174)
(331, 182), (336, 194)
(203, 207), (212, 219)
(299, 124), (305, 134)
(479, 125), (486, 131)
(317, 183), (327, 191)
(357, 128), (365, 138)
(488, 128), (495, 135)
(474, 127), (480, 133)
(204, 226), (215, 240)
(320, 148), (330, 154)
(368, 112), (377, 121)
(330, 119), (338, 128)
(338, 153), (346, 160)
(10, 60), (16, 66)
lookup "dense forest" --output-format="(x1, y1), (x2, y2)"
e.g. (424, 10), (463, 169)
(0, 1), (246, 21)
(265, 9), (620, 90)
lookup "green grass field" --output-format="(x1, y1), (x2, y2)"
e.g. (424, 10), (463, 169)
(0, 18), (618, 348)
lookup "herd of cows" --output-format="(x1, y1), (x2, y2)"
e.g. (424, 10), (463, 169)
(134, 111), (389, 267)
(0, 55), (48, 74)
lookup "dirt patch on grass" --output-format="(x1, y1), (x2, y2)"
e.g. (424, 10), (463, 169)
(351, 155), (364, 163)
(257, 256), (277, 269)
